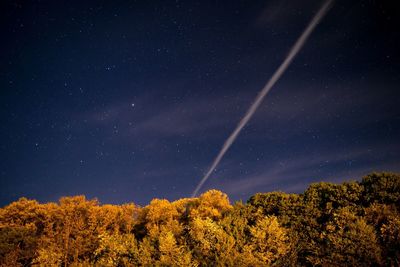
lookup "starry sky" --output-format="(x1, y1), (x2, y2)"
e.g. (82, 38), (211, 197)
(1, 0), (399, 206)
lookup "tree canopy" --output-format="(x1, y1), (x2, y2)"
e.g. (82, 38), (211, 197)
(0, 172), (399, 266)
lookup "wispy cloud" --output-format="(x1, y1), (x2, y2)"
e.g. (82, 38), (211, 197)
(254, 0), (318, 29)
(83, 80), (397, 142)
(206, 142), (400, 197)
(83, 93), (247, 140)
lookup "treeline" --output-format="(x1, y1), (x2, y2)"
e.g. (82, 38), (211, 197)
(0, 172), (399, 266)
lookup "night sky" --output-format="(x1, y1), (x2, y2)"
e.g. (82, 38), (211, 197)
(1, 0), (399, 206)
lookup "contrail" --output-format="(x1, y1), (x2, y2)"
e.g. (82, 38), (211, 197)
(191, 0), (334, 197)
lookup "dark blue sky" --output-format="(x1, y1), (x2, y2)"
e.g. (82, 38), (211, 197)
(1, 0), (399, 206)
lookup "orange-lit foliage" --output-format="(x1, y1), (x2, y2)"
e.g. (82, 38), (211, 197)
(0, 172), (399, 266)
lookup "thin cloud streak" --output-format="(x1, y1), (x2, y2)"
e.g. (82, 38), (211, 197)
(83, 81), (397, 144)
(192, 0), (334, 197)
(215, 143), (400, 196)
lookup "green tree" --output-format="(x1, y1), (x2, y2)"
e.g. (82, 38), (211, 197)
(312, 207), (382, 266)
(361, 172), (400, 207)
(365, 203), (400, 266)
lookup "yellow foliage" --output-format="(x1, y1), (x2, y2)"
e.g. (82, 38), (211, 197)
(189, 217), (235, 264)
(145, 199), (179, 225)
(33, 246), (63, 266)
(144, 199), (184, 239)
(0, 173), (399, 266)
(158, 231), (193, 266)
(245, 216), (289, 265)
(95, 233), (139, 266)
(190, 190), (232, 220)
